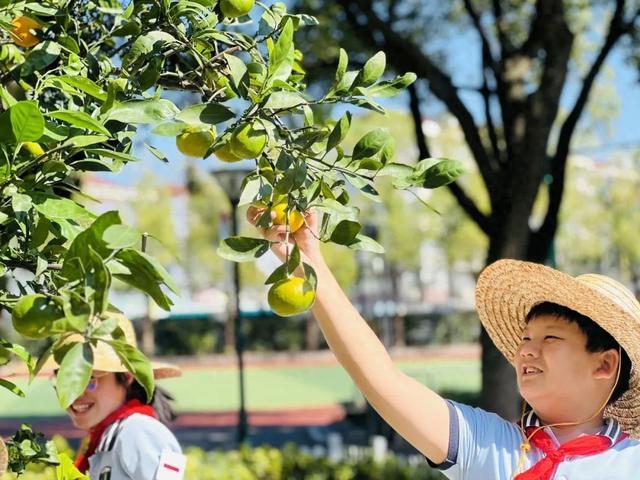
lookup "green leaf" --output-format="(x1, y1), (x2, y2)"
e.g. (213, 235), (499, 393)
(326, 112), (351, 152)
(105, 99), (180, 124)
(329, 220), (362, 245)
(56, 453), (89, 480)
(56, 342), (93, 409)
(263, 91), (307, 110)
(175, 103), (235, 125)
(302, 262), (317, 291)
(217, 237), (271, 262)
(268, 19), (294, 85)
(0, 101), (44, 143)
(113, 249), (178, 310)
(264, 263), (288, 285)
(123, 31), (176, 69)
(366, 72), (417, 98)
(21, 41), (61, 76)
(63, 135), (110, 148)
(30, 193), (95, 225)
(48, 76), (107, 101)
(84, 148), (140, 163)
(87, 247), (111, 314)
(47, 110), (111, 136)
(332, 49), (348, 90)
(354, 51), (386, 87)
(0, 378), (25, 397)
(286, 243), (301, 275)
(65, 211), (122, 265)
(348, 234), (385, 254)
(352, 128), (395, 165)
(151, 122), (189, 136)
(109, 340), (154, 401)
(11, 193), (32, 213)
(59, 290), (91, 332)
(225, 54), (248, 90)
(409, 158), (465, 189)
(103, 224), (140, 249)
(145, 143), (169, 162)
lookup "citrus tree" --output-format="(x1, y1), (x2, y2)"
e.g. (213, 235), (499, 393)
(0, 0), (462, 473)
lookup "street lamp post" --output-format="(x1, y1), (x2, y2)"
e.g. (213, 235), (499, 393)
(211, 167), (252, 445)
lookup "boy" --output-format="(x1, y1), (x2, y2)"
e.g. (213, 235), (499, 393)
(252, 210), (640, 479)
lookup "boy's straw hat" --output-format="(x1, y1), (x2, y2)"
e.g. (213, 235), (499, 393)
(475, 259), (640, 437)
(60, 312), (181, 379)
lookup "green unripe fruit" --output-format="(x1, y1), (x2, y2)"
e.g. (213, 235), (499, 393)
(267, 277), (316, 317)
(220, 0), (255, 18)
(229, 122), (268, 159)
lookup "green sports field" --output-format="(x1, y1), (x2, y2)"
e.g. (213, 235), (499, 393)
(0, 359), (479, 417)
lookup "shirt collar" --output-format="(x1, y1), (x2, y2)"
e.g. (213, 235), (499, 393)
(523, 410), (624, 444)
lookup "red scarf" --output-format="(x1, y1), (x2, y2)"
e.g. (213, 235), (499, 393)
(75, 399), (156, 473)
(514, 427), (624, 480)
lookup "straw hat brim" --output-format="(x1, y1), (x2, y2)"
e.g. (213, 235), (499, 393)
(91, 359), (182, 380)
(476, 259), (640, 437)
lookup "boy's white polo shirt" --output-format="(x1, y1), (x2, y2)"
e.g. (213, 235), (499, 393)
(428, 401), (640, 479)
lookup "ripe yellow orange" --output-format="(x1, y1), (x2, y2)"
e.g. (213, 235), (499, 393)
(267, 277), (316, 317)
(229, 122), (267, 159)
(176, 128), (216, 158)
(10, 16), (42, 49)
(220, 0), (255, 18)
(23, 142), (45, 156)
(12, 294), (64, 339)
(214, 142), (242, 163)
(272, 203), (305, 232)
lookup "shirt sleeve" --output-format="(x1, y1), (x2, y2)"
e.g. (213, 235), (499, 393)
(113, 414), (182, 480)
(429, 401), (524, 480)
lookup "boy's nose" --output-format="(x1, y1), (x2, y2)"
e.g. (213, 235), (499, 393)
(518, 341), (540, 358)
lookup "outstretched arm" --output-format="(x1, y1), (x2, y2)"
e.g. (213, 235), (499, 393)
(250, 209), (451, 463)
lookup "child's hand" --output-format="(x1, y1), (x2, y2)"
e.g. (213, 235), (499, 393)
(246, 206), (323, 266)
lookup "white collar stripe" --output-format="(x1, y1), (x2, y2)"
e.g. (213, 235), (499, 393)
(523, 412), (623, 443)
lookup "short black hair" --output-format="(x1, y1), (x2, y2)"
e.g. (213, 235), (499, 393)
(526, 301), (631, 404)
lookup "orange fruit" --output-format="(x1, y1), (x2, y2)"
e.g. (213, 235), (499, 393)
(272, 203), (305, 232)
(10, 16), (42, 49)
(220, 0), (255, 18)
(214, 142), (242, 163)
(267, 277), (316, 317)
(229, 122), (267, 159)
(176, 128), (216, 158)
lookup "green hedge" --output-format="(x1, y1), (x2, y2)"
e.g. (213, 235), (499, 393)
(1, 441), (444, 480)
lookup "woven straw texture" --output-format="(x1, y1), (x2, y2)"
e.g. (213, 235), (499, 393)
(62, 312), (181, 380)
(476, 259), (640, 438)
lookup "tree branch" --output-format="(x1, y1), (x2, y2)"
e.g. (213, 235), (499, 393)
(491, 0), (508, 55)
(408, 82), (491, 235)
(448, 182), (491, 235)
(337, 0), (498, 193)
(462, 0), (497, 73)
(407, 83), (430, 159)
(534, 0), (630, 248)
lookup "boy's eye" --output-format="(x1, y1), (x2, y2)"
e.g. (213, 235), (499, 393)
(521, 336), (531, 342)
(544, 335), (560, 340)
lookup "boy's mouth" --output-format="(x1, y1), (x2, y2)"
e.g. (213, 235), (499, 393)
(522, 365), (543, 376)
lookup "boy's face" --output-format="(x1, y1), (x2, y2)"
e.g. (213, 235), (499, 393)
(514, 314), (614, 417)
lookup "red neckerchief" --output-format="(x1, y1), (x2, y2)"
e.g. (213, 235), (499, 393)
(75, 399), (156, 473)
(514, 426), (627, 480)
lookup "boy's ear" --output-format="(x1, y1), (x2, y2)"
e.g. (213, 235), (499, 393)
(124, 372), (135, 386)
(593, 349), (619, 380)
